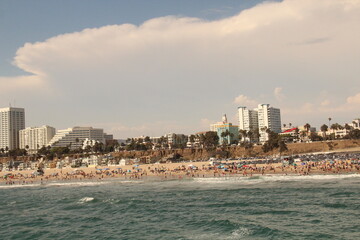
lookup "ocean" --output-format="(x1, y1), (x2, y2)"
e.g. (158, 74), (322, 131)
(1, 174), (360, 239)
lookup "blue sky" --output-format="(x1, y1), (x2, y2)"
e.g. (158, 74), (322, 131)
(1, 0), (360, 138)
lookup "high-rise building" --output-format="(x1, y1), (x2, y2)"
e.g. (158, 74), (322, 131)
(238, 107), (259, 131)
(0, 107), (25, 150)
(238, 107), (259, 142)
(48, 126), (106, 149)
(256, 104), (281, 142)
(19, 125), (56, 151)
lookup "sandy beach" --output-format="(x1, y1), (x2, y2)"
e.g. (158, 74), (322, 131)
(1, 158), (360, 185)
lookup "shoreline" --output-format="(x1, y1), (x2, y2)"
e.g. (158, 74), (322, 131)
(1, 158), (360, 186)
(1, 172), (360, 189)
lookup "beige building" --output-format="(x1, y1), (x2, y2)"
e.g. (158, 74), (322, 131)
(257, 104), (281, 142)
(49, 126), (106, 149)
(0, 107), (25, 150)
(19, 125), (56, 151)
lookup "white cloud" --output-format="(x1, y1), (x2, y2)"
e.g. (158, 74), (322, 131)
(320, 99), (331, 106)
(1, 0), (360, 136)
(233, 94), (258, 108)
(0, 75), (46, 93)
(346, 93), (360, 104)
(274, 87), (285, 102)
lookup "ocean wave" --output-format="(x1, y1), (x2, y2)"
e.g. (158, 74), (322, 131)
(78, 197), (95, 203)
(193, 173), (360, 184)
(187, 227), (251, 240)
(46, 181), (108, 187)
(0, 184), (39, 189)
(0, 181), (108, 189)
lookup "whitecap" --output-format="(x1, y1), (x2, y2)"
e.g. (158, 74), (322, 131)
(46, 181), (107, 187)
(78, 197), (95, 203)
(0, 184), (39, 189)
(193, 173), (360, 184)
(229, 227), (252, 239)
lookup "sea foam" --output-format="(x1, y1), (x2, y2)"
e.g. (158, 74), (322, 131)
(193, 173), (360, 184)
(78, 197), (95, 203)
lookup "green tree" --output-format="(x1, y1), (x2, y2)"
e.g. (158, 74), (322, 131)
(189, 134), (195, 143)
(320, 124), (328, 138)
(279, 140), (288, 154)
(203, 131), (219, 148)
(239, 129), (247, 142)
(304, 123), (311, 133)
(348, 129), (360, 139)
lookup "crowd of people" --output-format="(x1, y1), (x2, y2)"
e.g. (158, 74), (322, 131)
(1, 157), (360, 186)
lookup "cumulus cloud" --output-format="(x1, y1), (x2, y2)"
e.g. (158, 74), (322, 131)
(233, 94), (258, 108)
(274, 87), (285, 102)
(0, 75), (45, 93)
(346, 93), (360, 104)
(1, 0), (360, 136)
(320, 99), (331, 106)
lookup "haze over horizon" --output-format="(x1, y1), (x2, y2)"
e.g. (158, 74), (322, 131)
(1, 0), (359, 138)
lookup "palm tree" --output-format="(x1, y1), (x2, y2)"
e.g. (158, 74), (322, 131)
(328, 117), (332, 127)
(239, 129), (247, 142)
(289, 123), (292, 128)
(330, 123), (338, 131)
(304, 123), (311, 133)
(320, 124), (328, 138)
(247, 130), (254, 143)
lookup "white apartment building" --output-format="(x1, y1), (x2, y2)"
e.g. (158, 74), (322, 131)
(48, 127), (105, 149)
(238, 107), (259, 131)
(0, 107), (25, 150)
(350, 118), (360, 129)
(19, 125), (56, 151)
(257, 104), (282, 142)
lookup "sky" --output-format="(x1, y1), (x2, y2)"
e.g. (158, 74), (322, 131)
(1, 0), (360, 138)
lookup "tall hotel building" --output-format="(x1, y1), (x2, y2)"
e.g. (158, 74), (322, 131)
(257, 104), (281, 142)
(237, 104), (281, 143)
(0, 107), (25, 150)
(238, 107), (259, 131)
(19, 125), (56, 151)
(238, 107), (259, 143)
(48, 126), (106, 149)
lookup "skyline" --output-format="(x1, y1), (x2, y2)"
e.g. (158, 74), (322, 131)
(1, 0), (360, 138)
